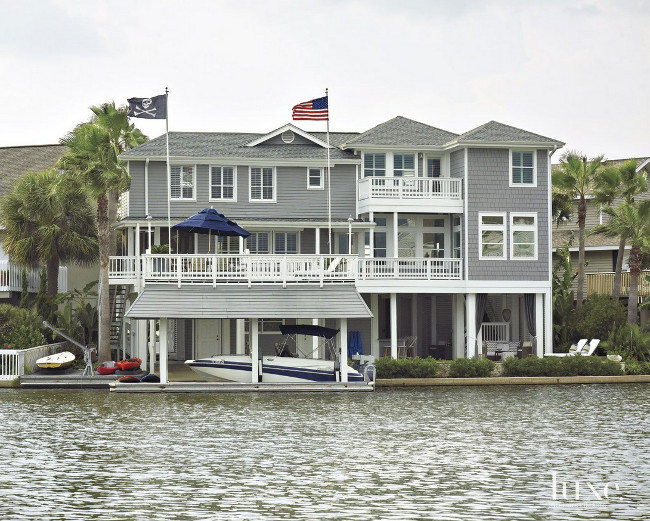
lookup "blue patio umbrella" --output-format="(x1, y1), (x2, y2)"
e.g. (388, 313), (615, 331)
(172, 208), (250, 252)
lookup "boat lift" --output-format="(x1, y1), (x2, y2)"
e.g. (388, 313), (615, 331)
(43, 321), (96, 377)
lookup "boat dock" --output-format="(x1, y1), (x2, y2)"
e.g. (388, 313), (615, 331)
(109, 381), (374, 393)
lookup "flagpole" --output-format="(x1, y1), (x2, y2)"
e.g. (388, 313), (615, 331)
(326, 88), (332, 255)
(165, 87), (171, 252)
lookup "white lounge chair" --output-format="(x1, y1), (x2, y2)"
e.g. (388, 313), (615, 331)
(578, 338), (600, 356)
(546, 338), (587, 357)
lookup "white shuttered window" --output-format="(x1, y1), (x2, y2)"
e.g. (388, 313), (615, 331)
(511, 151), (536, 185)
(250, 167), (275, 201)
(210, 166), (236, 201)
(170, 166), (195, 200)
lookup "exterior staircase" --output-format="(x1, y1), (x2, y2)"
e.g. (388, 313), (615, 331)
(109, 285), (127, 352)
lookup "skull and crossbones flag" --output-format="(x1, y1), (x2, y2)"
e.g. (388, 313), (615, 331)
(127, 94), (167, 119)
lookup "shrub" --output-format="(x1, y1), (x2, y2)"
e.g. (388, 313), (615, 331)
(374, 357), (438, 379)
(624, 361), (650, 375)
(502, 355), (623, 377)
(573, 295), (627, 345)
(0, 304), (45, 349)
(449, 357), (495, 378)
(602, 323), (650, 362)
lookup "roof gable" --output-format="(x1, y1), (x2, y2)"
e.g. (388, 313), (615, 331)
(452, 120), (563, 146)
(342, 116), (458, 148)
(245, 123), (331, 148)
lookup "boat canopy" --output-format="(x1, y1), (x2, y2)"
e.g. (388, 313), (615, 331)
(279, 324), (339, 339)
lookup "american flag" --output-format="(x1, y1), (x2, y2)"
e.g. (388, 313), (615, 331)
(292, 96), (328, 121)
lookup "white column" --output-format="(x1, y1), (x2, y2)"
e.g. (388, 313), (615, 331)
(511, 295), (520, 341)
(148, 319), (155, 373)
(250, 318), (259, 382)
(315, 228), (320, 255)
(137, 320), (147, 371)
(153, 226), (161, 246)
(239, 236), (244, 254)
(236, 319), (245, 355)
(340, 317), (348, 382)
(369, 211), (374, 256)
(159, 317), (168, 383)
(453, 294), (465, 359)
(535, 293), (544, 357)
(390, 292), (397, 359)
(544, 291), (553, 355)
(127, 227), (135, 256)
(466, 293), (476, 358)
(312, 318), (319, 359)
(392, 212), (398, 257)
(223, 319), (231, 355)
(371, 294), (379, 358)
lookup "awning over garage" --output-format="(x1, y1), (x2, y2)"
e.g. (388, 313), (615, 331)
(125, 284), (372, 319)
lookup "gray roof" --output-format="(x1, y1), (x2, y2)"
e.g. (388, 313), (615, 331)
(343, 116), (459, 147)
(0, 144), (65, 197)
(126, 284), (373, 319)
(453, 121), (563, 145)
(122, 131), (357, 161)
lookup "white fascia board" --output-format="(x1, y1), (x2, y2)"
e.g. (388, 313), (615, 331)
(117, 218), (375, 230)
(552, 245), (629, 252)
(244, 123), (332, 149)
(122, 156), (360, 166)
(448, 141), (564, 150)
(340, 143), (445, 152)
(356, 279), (551, 294)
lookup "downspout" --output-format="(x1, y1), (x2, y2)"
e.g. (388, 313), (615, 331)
(144, 158), (150, 218)
(546, 145), (557, 354)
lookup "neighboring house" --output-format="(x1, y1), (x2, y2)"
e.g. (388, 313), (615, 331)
(112, 116), (563, 379)
(552, 157), (650, 302)
(0, 145), (68, 300)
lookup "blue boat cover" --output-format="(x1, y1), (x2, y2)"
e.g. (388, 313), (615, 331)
(279, 324), (340, 339)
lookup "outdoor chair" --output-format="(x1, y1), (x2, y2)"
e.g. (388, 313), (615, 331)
(578, 338), (600, 356)
(546, 338), (588, 357)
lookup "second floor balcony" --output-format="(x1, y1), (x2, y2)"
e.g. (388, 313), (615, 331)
(0, 260), (68, 294)
(109, 254), (463, 287)
(357, 176), (463, 214)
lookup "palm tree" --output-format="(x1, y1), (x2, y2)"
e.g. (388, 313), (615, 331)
(592, 201), (650, 324)
(59, 102), (147, 362)
(593, 160), (648, 299)
(552, 151), (604, 309)
(0, 169), (98, 308)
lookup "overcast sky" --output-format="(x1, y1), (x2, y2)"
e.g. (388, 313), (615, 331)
(1, 0), (648, 160)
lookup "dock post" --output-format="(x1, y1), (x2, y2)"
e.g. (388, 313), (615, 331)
(251, 318), (259, 382)
(340, 318), (348, 382)
(159, 317), (168, 383)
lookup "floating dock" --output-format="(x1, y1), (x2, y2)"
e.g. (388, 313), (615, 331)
(109, 381), (375, 393)
(20, 369), (142, 389)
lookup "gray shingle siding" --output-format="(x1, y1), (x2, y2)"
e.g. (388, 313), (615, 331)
(466, 148), (549, 281)
(130, 161), (357, 221)
(450, 150), (464, 178)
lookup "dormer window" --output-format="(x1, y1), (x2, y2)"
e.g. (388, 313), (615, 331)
(394, 154), (415, 177)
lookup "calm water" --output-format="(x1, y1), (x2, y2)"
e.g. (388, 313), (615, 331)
(1, 385), (649, 520)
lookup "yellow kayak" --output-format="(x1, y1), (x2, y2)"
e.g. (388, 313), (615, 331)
(36, 351), (75, 369)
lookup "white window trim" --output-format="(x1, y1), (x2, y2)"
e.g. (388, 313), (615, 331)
(249, 166), (276, 203)
(170, 165), (197, 201)
(209, 165), (237, 202)
(393, 153), (416, 177)
(478, 212), (507, 260)
(362, 152), (387, 177)
(306, 167), (323, 190)
(509, 150), (537, 187)
(510, 212), (538, 261)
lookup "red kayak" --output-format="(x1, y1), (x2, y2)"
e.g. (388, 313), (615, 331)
(97, 365), (118, 375)
(116, 358), (142, 371)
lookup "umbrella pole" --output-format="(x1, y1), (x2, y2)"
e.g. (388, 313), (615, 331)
(208, 229), (211, 254)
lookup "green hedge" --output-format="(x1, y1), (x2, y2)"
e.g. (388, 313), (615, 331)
(374, 357), (439, 379)
(502, 356), (623, 377)
(624, 361), (650, 375)
(449, 357), (495, 378)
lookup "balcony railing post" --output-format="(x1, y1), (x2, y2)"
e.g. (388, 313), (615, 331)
(212, 254), (217, 288)
(177, 256), (182, 288)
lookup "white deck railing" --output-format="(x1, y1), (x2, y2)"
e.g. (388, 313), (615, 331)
(482, 322), (510, 342)
(358, 177), (463, 200)
(0, 342), (66, 380)
(109, 254), (464, 284)
(0, 261), (67, 293)
(358, 258), (462, 279)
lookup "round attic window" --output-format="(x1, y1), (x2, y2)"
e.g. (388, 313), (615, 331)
(281, 130), (295, 144)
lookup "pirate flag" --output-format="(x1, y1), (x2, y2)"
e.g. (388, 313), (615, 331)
(127, 94), (167, 119)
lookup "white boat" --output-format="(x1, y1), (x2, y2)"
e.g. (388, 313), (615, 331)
(36, 351), (75, 369)
(185, 324), (365, 383)
(185, 354), (364, 383)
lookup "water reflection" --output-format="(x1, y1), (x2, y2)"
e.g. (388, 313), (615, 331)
(1, 385), (649, 520)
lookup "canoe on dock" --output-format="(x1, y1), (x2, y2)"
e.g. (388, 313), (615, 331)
(36, 351), (75, 369)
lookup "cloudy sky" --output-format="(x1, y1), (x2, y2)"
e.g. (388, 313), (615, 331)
(1, 0), (648, 160)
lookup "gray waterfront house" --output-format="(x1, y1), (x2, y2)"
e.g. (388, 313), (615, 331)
(111, 116), (563, 381)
